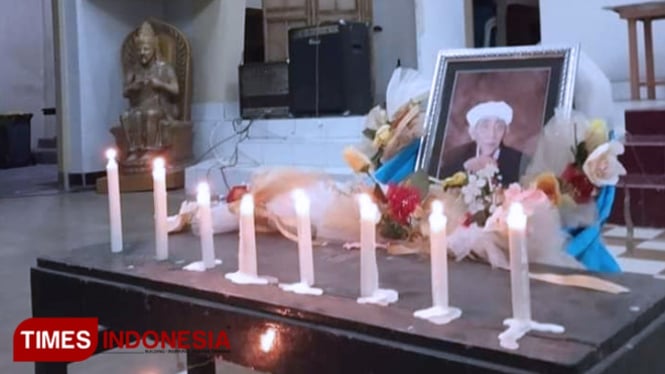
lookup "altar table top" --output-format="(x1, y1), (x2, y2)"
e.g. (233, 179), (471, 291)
(31, 232), (665, 373)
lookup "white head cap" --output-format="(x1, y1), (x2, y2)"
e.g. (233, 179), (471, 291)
(466, 101), (513, 128)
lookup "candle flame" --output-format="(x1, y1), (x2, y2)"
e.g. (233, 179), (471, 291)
(240, 193), (254, 215)
(358, 193), (372, 206)
(197, 182), (210, 195)
(507, 202), (527, 230)
(292, 188), (310, 215)
(430, 200), (444, 216)
(153, 157), (165, 170)
(105, 148), (117, 160)
(196, 182), (210, 205)
(358, 193), (378, 221)
(260, 327), (277, 353)
(429, 199), (446, 232)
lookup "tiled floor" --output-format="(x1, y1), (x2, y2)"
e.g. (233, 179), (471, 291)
(602, 224), (665, 278)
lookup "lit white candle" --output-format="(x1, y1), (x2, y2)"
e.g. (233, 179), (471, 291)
(226, 193), (272, 285)
(413, 200), (461, 325)
(278, 189), (323, 295)
(359, 193), (379, 297)
(293, 189), (314, 285)
(152, 157), (168, 260)
(105, 149), (123, 253)
(239, 193), (257, 275)
(197, 182), (216, 269)
(506, 202), (530, 321)
(429, 200), (448, 307)
(498, 202), (564, 350)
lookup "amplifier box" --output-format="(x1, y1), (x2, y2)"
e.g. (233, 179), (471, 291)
(288, 21), (373, 116)
(239, 62), (290, 119)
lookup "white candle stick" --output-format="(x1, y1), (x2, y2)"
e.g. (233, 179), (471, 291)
(105, 149), (123, 253)
(356, 194), (398, 306)
(507, 202), (530, 321)
(152, 157), (168, 261)
(498, 202), (564, 350)
(359, 194), (378, 296)
(197, 182), (216, 269)
(414, 200), (461, 325)
(279, 189), (323, 295)
(226, 193), (272, 285)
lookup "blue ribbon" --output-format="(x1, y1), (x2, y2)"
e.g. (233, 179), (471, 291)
(373, 139), (621, 273)
(374, 140), (420, 184)
(564, 186), (621, 273)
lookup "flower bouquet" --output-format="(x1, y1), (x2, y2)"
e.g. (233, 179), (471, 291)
(167, 59), (625, 274)
(353, 67), (430, 170)
(526, 111), (627, 229)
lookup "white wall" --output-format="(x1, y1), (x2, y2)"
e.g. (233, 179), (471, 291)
(414, 0), (467, 81)
(373, 0), (418, 104)
(540, 0), (665, 100)
(0, 0), (53, 149)
(73, 0), (165, 173)
(188, 0), (246, 103)
(57, 0), (246, 173)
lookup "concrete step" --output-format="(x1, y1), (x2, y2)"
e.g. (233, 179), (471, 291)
(185, 159), (354, 197)
(236, 138), (358, 168)
(620, 144), (665, 175)
(625, 109), (665, 135)
(246, 116), (365, 141)
(610, 184), (665, 227)
(32, 147), (57, 164)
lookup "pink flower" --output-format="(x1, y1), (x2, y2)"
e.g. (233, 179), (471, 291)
(502, 183), (549, 214)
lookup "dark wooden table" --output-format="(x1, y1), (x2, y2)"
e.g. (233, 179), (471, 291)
(31, 232), (665, 373)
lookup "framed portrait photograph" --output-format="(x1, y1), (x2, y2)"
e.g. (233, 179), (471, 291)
(415, 45), (580, 185)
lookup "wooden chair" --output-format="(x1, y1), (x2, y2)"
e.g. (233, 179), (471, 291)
(607, 2), (665, 100)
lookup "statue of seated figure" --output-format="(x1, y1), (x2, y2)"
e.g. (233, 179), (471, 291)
(112, 19), (193, 173)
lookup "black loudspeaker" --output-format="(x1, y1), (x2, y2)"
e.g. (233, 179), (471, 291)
(288, 21), (372, 116)
(239, 62), (290, 119)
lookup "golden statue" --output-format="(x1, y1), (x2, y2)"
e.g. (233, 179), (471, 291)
(111, 19), (193, 175)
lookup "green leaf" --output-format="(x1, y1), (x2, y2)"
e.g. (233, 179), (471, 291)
(362, 128), (377, 140)
(370, 149), (384, 169)
(574, 141), (589, 167)
(372, 183), (387, 203)
(403, 169), (430, 202)
(379, 216), (410, 240)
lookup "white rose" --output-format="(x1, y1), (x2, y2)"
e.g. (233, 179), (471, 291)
(582, 141), (627, 187)
(365, 106), (388, 130)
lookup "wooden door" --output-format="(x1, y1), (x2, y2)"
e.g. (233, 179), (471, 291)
(314, 0), (372, 25)
(263, 0), (372, 62)
(263, 0), (313, 62)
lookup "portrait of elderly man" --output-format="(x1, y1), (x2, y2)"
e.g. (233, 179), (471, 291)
(438, 101), (525, 184)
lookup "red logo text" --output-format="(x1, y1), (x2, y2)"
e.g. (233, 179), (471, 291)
(102, 330), (231, 351)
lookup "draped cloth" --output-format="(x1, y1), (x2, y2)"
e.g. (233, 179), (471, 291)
(565, 186), (621, 273)
(373, 140), (622, 273)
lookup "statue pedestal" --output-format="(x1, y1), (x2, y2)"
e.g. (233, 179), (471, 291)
(96, 169), (184, 194)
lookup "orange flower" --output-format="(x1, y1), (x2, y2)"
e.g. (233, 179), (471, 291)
(342, 146), (372, 174)
(534, 172), (562, 205)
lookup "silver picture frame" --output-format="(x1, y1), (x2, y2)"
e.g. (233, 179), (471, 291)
(415, 44), (580, 180)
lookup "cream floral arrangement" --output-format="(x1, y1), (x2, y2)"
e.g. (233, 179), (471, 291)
(167, 69), (625, 274)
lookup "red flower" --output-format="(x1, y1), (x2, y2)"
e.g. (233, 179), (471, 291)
(560, 163), (596, 204)
(226, 185), (248, 203)
(385, 184), (421, 225)
(462, 212), (474, 227)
